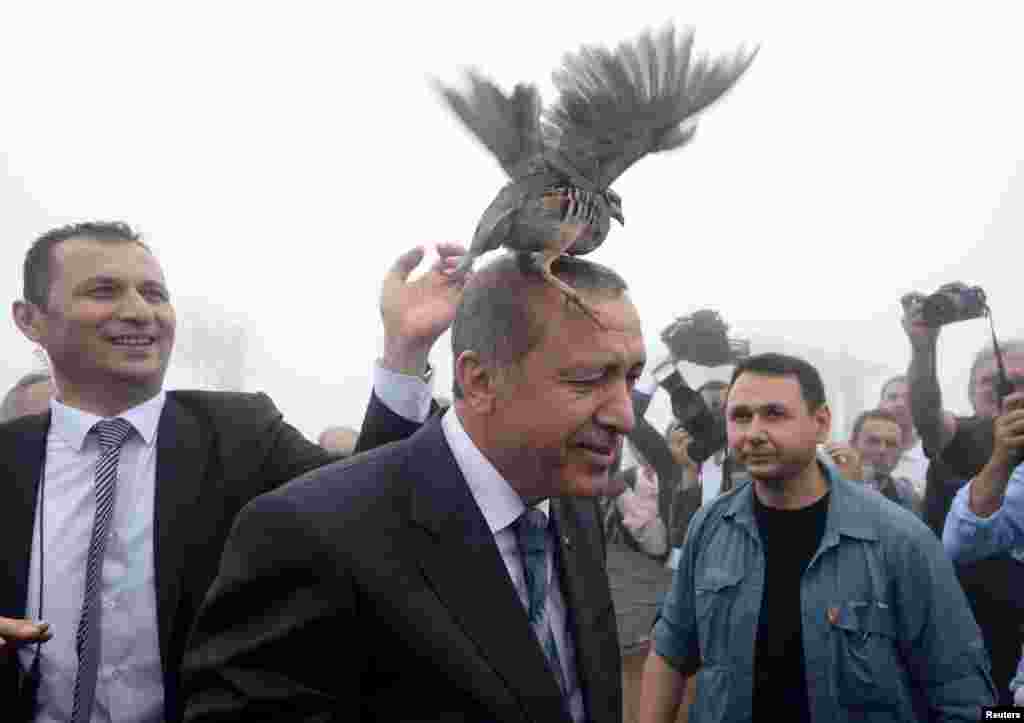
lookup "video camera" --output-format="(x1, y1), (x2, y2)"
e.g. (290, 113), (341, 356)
(655, 310), (750, 465)
(661, 309), (751, 368)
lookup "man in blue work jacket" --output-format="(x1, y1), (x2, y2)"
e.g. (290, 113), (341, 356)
(639, 352), (996, 723)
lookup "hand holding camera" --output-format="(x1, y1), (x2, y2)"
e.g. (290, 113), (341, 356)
(667, 427), (700, 477)
(655, 310), (748, 466)
(900, 282), (988, 329)
(992, 390), (1024, 467)
(900, 282), (988, 350)
(899, 293), (940, 351)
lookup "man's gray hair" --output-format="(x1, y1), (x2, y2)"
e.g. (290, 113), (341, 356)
(450, 252), (629, 399)
(968, 338), (1024, 405)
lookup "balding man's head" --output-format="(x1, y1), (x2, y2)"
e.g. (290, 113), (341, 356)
(1, 371), (54, 422)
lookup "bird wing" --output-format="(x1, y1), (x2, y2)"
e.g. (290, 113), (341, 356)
(545, 24), (758, 189)
(433, 71), (546, 180)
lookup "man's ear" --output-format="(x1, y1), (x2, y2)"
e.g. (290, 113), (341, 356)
(454, 351), (500, 415)
(13, 301), (45, 345)
(814, 403), (832, 443)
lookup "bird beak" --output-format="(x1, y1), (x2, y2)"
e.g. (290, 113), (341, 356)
(612, 211), (625, 225)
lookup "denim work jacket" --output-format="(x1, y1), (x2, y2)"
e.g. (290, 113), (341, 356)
(653, 465), (996, 722)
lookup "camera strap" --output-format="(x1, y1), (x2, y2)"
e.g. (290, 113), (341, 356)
(986, 308), (1015, 407)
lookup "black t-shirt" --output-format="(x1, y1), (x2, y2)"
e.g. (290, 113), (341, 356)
(751, 490), (830, 723)
(930, 415), (994, 480)
(922, 415), (994, 537)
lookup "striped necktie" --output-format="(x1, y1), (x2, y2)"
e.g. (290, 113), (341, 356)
(513, 507), (569, 698)
(70, 418), (134, 723)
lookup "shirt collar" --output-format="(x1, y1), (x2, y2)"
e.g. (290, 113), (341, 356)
(49, 392), (167, 452)
(441, 407), (550, 535)
(723, 461), (877, 542)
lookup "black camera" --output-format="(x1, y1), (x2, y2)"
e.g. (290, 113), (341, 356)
(661, 310), (750, 368)
(653, 368), (727, 465)
(901, 282), (988, 328)
(654, 310), (747, 465)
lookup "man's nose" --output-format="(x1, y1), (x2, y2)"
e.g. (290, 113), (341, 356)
(597, 379), (635, 434)
(746, 426), (768, 446)
(746, 418), (768, 442)
(116, 289), (156, 323)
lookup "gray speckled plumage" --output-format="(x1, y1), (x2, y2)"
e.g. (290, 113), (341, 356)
(434, 24), (757, 320)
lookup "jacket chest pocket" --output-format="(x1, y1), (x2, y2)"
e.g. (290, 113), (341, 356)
(695, 569), (746, 666)
(830, 601), (903, 710)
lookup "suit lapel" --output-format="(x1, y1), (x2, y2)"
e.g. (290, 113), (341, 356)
(153, 395), (211, 666)
(408, 419), (571, 723)
(553, 497), (621, 723)
(0, 413), (49, 619)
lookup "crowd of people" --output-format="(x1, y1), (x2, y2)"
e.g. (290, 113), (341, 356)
(0, 220), (1021, 722)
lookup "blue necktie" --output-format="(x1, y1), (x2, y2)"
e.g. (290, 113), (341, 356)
(513, 507), (568, 698)
(71, 418), (134, 723)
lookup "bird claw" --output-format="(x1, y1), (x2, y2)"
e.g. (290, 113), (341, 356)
(534, 252), (606, 330)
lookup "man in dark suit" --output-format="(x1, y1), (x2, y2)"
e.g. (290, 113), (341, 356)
(0, 221), (465, 723)
(183, 253), (644, 722)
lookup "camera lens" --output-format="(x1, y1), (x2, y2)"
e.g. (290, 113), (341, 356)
(921, 294), (955, 326)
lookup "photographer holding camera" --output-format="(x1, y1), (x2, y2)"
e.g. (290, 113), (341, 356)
(650, 311), (751, 568)
(942, 388), (1024, 706)
(902, 282), (1024, 705)
(666, 381), (734, 505)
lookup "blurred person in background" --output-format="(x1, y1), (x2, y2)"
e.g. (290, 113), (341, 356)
(848, 408), (922, 514)
(904, 296), (1024, 706)
(877, 375), (929, 496)
(0, 371), (54, 423)
(604, 438), (670, 561)
(942, 390), (1024, 706)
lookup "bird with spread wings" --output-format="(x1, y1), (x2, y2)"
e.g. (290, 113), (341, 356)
(434, 24), (758, 326)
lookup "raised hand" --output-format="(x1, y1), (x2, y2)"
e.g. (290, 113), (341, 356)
(380, 243), (467, 376)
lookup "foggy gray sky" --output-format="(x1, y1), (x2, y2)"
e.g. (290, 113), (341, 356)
(2, 1), (1022, 441)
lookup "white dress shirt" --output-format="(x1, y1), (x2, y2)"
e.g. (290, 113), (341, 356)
(699, 455), (725, 508)
(441, 408), (585, 723)
(373, 362), (435, 424)
(893, 438), (929, 497)
(20, 394), (166, 723)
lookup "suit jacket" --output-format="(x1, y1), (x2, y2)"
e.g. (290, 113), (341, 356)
(0, 389), (401, 723)
(182, 413), (623, 723)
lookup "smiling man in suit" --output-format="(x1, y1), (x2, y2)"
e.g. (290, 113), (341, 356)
(182, 252), (644, 722)
(0, 221), (466, 723)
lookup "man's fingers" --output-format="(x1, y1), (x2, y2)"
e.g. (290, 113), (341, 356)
(435, 242), (468, 259)
(1001, 392), (1024, 414)
(0, 617), (50, 643)
(998, 415), (1024, 436)
(385, 246), (426, 284)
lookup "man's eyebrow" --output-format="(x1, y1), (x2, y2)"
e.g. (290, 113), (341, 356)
(74, 275), (121, 290)
(558, 356), (643, 375)
(728, 402), (789, 412)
